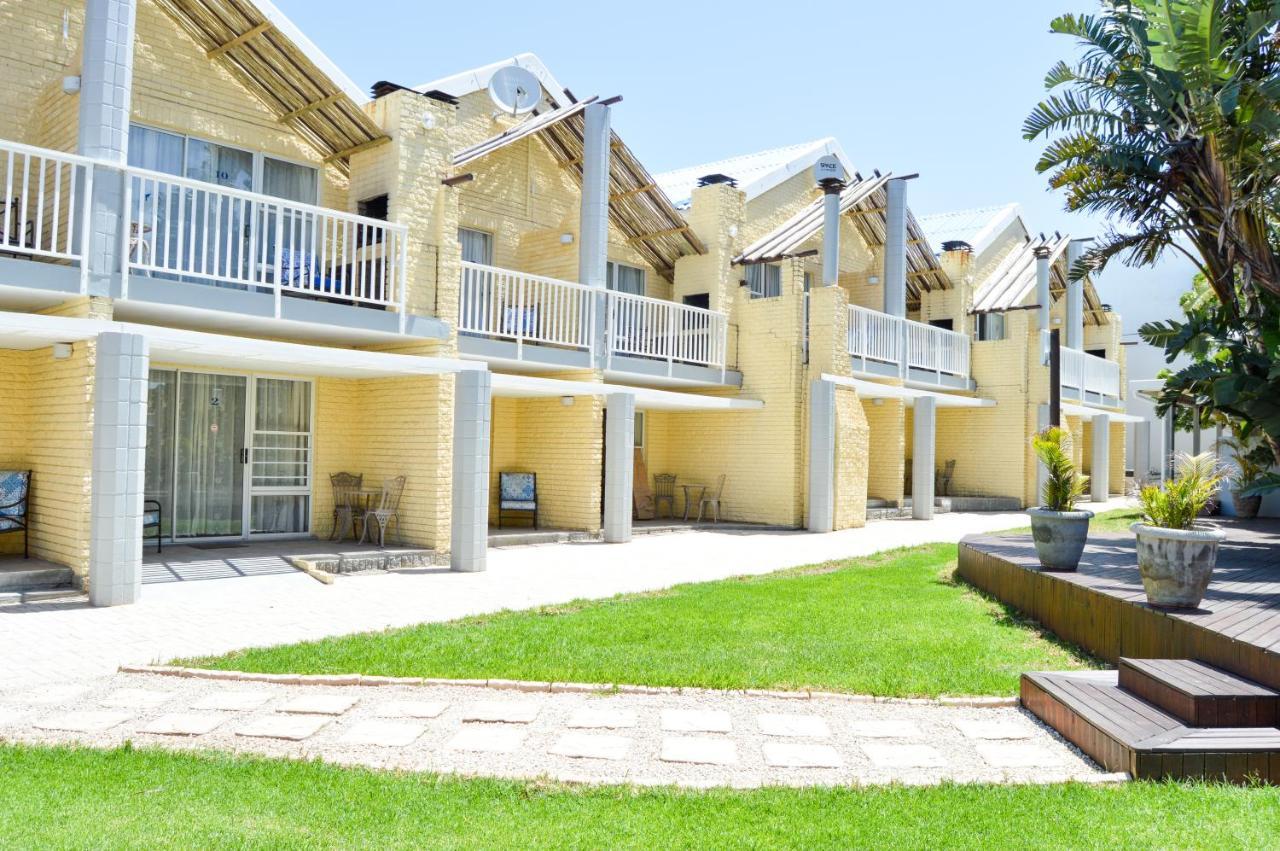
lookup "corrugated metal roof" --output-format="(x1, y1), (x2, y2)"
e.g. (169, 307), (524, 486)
(655, 138), (854, 210)
(971, 233), (1105, 324)
(917, 203), (1023, 259)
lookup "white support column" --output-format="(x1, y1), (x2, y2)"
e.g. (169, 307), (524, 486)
(807, 380), (835, 533)
(78, 0), (138, 293)
(1134, 420), (1151, 486)
(89, 332), (148, 607)
(883, 179), (908, 318)
(1091, 414), (1111, 502)
(912, 396), (936, 520)
(580, 102), (611, 369)
(821, 183), (843, 287)
(603, 393), (635, 543)
(450, 369), (492, 572)
(1034, 246), (1052, 334)
(1066, 239), (1087, 350)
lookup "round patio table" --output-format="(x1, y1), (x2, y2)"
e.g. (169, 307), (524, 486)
(335, 487), (383, 542)
(680, 483), (707, 522)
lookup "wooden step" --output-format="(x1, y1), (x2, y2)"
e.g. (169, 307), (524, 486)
(1119, 659), (1279, 728)
(1022, 670), (1280, 783)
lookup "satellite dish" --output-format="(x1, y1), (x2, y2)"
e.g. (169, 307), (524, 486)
(488, 65), (542, 116)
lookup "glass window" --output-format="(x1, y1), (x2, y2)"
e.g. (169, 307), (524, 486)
(607, 261), (646, 295)
(263, 157), (318, 204)
(977, 313), (1006, 341)
(128, 125), (184, 174)
(746, 263), (782, 299)
(185, 139), (253, 190)
(634, 411), (645, 449)
(458, 228), (494, 264)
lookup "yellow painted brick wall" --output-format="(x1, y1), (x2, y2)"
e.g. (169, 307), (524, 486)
(1111, 421), (1127, 495)
(0, 1), (79, 144)
(863, 399), (905, 504)
(511, 395), (603, 532)
(834, 386), (869, 527)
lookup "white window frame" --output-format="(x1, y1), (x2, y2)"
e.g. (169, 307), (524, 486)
(746, 263), (782, 299)
(607, 260), (646, 296)
(633, 410), (645, 449)
(458, 227), (495, 265)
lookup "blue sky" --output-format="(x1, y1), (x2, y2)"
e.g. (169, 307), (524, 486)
(277, 0), (1192, 360)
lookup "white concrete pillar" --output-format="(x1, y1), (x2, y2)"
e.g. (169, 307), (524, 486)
(78, 0), (138, 292)
(821, 186), (842, 287)
(580, 102), (611, 369)
(603, 393), (635, 543)
(1066, 239), (1087, 350)
(1034, 246), (1052, 334)
(1091, 414), (1110, 502)
(912, 396), (936, 520)
(1134, 420), (1151, 485)
(450, 369), (492, 572)
(89, 331), (148, 606)
(807, 380), (836, 532)
(883, 179), (908, 318)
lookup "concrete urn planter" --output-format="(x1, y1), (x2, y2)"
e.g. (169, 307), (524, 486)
(1131, 523), (1227, 609)
(1027, 508), (1094, 571)
(1233, 491), (1263, 520)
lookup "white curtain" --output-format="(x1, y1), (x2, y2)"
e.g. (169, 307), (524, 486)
(174, 373), (247, 538)
(607, 261), (646, 295)
(458, 228), (493, 264)
(746, 264), (782, 299)
(144, 370), (177, 539)
(250, 378), (312, 534)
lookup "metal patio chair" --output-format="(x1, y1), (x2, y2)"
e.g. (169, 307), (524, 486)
(329, 472), (363, 541)
(142, 498), (163, 554)
(361, 475), (406, 547)
(497, 472), (538, 529)
(696, 474), (726, 523)
(0, 470), (31, 558)
(653, 473), (677, 519)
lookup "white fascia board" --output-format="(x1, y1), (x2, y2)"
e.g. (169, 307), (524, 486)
(249, 0), (370, 106)
(740, 137), (856, 202)
(491, 373), (763, 412)
(1062, 402), (1144, 423)
(416, 53), (571, 106)
(820, 373), (996, 408)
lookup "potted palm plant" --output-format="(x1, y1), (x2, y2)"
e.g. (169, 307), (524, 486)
(1218, 424), (1272, 519)
(1132, 452), (1228, 609)
(1027, 427), (1092, 571)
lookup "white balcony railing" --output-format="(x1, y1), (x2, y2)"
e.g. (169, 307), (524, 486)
(1, 140), (93, 272)
(123, 166), (408, 313)
(459, 261), (594, 353)
(848, 304), (970, 380)
(1060, 343), (1121, 399)
(459, 261), (729, 371)
(607, 289), (726, 370)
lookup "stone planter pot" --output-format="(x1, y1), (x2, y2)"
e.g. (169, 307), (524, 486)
(1131, 523), (1227, 609)
(1233, 490), (1263, 520)
(1027, 508), (1094, 572)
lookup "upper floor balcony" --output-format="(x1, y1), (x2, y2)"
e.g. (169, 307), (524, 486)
(0, 139), (443, 344)
(457, 261), (736, 387)
(1044, 331), (1122, 406)
(846, 304), (971, 390)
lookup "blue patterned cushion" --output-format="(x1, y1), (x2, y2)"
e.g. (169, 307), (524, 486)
(0, 518), (20, 531)
(499, 473), (535, 502)
(501, 500), (537, 511)
(143, 510), (160, 526)
(0, 471), (29, 516)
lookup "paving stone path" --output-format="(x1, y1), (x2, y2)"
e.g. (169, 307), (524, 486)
(0, 673), (1121, 788)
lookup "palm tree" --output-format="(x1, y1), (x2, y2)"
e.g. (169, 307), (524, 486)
(1025, 0), (1280, 467)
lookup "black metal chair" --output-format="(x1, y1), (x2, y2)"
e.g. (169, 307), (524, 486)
(0, 470), (31, 558)
(143, 498), (163, 554)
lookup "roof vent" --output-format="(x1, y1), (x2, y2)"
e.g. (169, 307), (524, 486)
(941, 240), (972, 253)
(697, 173), (738, 188)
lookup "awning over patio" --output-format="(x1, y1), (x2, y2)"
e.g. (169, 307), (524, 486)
(1062, 403), (1144, 424)
(0, 312), (480, 378)
(490, 373), (763, 412)
(821, 374), (995, 408)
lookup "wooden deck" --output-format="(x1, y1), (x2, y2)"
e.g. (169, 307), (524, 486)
(958, 522), (1280, 691)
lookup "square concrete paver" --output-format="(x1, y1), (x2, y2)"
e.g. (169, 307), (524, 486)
(99, 688), (176, 710)
(952, 718), (1036, 740)
(566, 708), (637, 729)
(236, 715), (331, 741)
(279, 695), (358, 716)
(461, 701), (540, 724)
(974, 741), (1066, 768)
(14, 685), (90, 705)
(861, 743), (947, 769)
(763, 743), (844, 769)
(338, 720), (426, 747)
(446, 726), (527, 753)
(756, 713), (830, 738)
(660, 736), (738, 765)
(141, 713), (227, 736)
(373, 700), (448, 719)
(35, 711), (134, 734)
(660, 709), (732, 733)
(548, 733), (631, 761)
(849, 720), (923, 739)
(192, 691), (274, 712)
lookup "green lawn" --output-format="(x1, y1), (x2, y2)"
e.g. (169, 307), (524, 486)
(186, 542), (1094, 697)
(3, 745), (1277, 849)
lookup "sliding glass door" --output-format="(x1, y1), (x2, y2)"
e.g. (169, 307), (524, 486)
(144, 370), (312, 541)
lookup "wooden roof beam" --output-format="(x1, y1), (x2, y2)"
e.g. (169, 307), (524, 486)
(278, 92), (344, 123)
(207, 21), (273, 59)
(626, 225), (692, 243)
(611, 182), (656, 200)
(323, 136), (391, 163)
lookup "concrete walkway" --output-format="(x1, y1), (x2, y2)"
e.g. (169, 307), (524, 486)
(0, 502), (1131, 692)
(0, 672), (1118, 789)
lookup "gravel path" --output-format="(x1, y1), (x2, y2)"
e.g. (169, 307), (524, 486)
(0, 672), (1122, 789)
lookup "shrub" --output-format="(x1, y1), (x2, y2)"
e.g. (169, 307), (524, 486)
(1137, 452), (1228, 530)
(1032, 427), (1088, 511)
